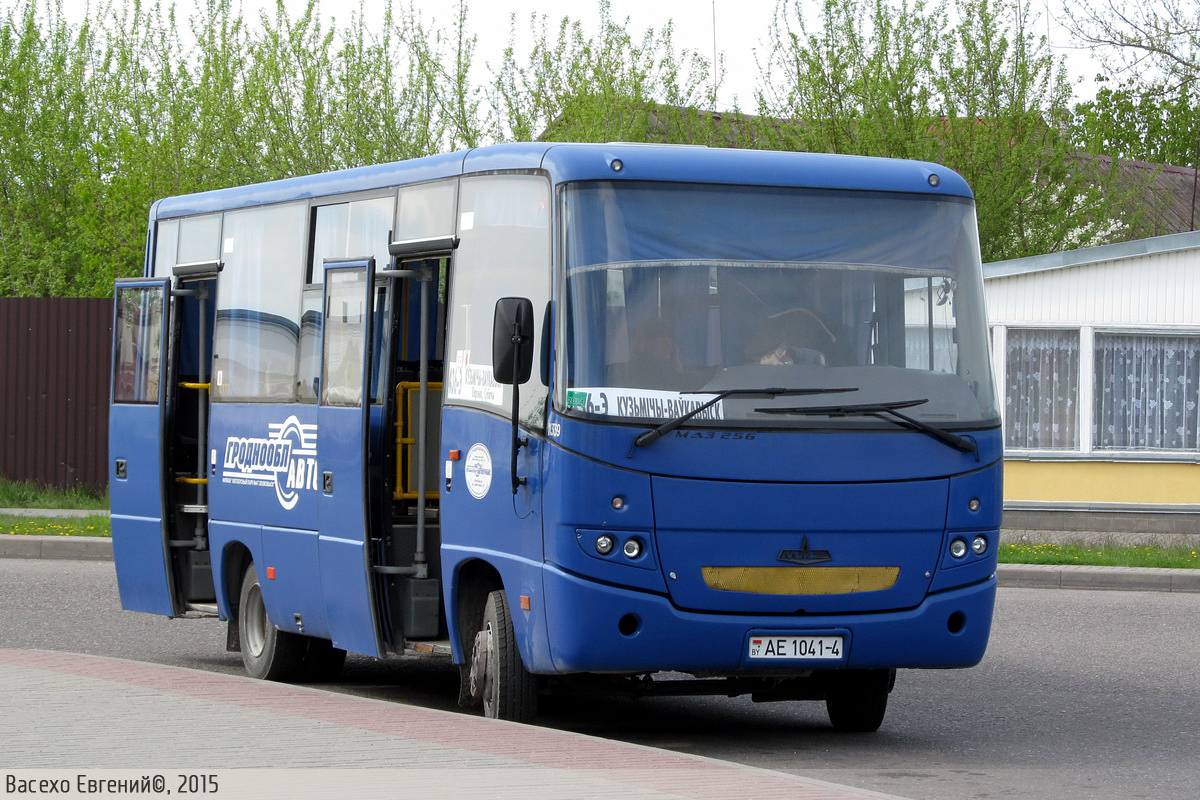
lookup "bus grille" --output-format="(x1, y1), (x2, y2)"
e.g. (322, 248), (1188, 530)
(701, 566), (900, 595)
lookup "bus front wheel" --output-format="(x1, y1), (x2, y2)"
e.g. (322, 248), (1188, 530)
(468, 590), (537, 723)
(824, 669), (894, 733)
(238, 563), (306, 681)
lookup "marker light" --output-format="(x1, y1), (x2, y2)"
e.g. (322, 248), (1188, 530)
(612, 496), (625, 510)
(972, 535), (988, 556)
(611, 159), (624, 173)
(949, 538), (968, 559)
(623, 538), (643, 559)
(968, 498), (981, 512)
(595, 535), (615, 556)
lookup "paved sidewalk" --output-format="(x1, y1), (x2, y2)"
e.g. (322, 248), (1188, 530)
(4, 530), (1199, 592)
(0, 648), (904, 800)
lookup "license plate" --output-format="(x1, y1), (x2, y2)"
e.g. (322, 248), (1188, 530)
(748, 635), (844, 660)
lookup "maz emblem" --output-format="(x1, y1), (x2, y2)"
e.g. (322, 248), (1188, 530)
(778, 536), (832, 566)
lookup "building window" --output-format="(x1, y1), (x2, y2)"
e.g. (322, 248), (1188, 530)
(1094, 333), (1200, 450)
(1005, 328), (1079, 450)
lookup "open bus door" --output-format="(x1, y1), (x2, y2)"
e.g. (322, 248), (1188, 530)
(316, 259), (384, 657)
(110, 278), (175, 615)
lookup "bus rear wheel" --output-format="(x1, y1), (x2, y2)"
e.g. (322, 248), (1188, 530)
(824, 669), (894, 733)
(468, 590), (537, 723)
(238, 563), (306, 681)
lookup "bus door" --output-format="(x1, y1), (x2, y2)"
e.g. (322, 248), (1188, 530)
(110, 278), (175, 615)
(317, 259), (384, 657)
(375, 253), (447, 650)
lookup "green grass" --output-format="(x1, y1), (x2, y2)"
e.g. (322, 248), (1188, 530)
(999, 542), (1200, 569)
(0, 514), (112, 537)
(0, 477), (107, 510)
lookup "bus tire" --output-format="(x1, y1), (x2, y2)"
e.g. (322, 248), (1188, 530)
(238, 563), (306, 682)
(825, 669), (894, 733)
(472, 590), (537, 723)
(300, 637), (347, 682)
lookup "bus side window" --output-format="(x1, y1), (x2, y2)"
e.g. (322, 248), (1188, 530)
(211, 202), (308, 402)
(304, 195), (397, 402)
(444, 175), (550, 427)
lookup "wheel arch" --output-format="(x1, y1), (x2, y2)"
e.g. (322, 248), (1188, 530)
(217, 540), (254, 621)
(447, 558), (504, 664)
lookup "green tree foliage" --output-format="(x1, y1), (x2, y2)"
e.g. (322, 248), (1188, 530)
(0, 1), (101, 295)
(0, 0), (1159, 297)
(1071, 77), (1200, 165)
(756, 0), (1137, 262)
(1063, 1), (1200, 169)
(489, 0), (719, 145)
(0, 0), (469, 296)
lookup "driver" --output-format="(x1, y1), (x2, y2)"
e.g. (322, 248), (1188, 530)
(744, 316), (827, 366)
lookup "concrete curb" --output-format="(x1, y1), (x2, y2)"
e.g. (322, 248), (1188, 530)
(0, 534), (113, 560)
(2, 532), (1198, 592)
(0, 507), (108, 518)
(997, 562), (1200, 592)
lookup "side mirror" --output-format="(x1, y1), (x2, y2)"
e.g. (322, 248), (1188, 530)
(492, 297), (534, 385)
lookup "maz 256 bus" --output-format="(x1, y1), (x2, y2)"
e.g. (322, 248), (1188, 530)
(110, 142), (1002, 731)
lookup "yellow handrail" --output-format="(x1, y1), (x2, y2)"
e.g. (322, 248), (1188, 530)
(394, 381), (442, 501)
(178, 382), (210, 390)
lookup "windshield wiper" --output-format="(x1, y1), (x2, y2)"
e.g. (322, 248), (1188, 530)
(754, 398), (977, 453)
(631, 387), (858, 451)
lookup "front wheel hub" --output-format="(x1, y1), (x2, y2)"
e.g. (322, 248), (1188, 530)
(468, 628), (491, 701)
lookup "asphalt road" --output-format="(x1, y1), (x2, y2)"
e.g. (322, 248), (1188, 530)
(3, 558), (1198, 799)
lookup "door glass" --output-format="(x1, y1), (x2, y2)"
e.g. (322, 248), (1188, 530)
(321, 268), (369, 407)
(113, 286), (166, 404)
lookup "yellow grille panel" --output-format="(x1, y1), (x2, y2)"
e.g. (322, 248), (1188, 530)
(701, 566), (900, 595)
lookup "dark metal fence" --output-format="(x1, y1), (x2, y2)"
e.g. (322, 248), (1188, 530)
(0, 298), (112, 492)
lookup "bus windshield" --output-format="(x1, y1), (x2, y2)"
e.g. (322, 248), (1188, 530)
(560, 180), (999, 429)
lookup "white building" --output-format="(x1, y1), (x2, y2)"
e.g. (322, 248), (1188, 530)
(983, 230), (1200, 537)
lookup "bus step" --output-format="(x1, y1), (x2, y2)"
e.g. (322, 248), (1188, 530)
(405, 639), (452, 657)
(177, 504), (208, 514)
(184, 602), (219, 617)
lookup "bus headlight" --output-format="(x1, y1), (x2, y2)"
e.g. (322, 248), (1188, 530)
(623, 538), (643, 559)
(595, 535), (615, 555)
(949, 538), (968, 559)
(972, 535), (988, 556)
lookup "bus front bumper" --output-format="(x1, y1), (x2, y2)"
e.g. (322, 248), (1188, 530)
(537, 565), (995, 674)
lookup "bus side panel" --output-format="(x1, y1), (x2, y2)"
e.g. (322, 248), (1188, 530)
(208, 404), (321, 531)
(262, 526), (329, 638)
(207, 403), (324, 628)
(208, 520), (262, 619)
(439, 406), (548, 668)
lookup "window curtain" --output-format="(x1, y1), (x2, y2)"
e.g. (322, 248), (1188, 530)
(1005, 329), (1079, 449)
(1094, 333), (1200, 450)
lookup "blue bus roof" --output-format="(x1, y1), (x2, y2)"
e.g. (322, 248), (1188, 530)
(151, 142), (973, 220)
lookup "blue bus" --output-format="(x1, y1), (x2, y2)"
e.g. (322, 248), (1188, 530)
(110, 142), (1001, 731)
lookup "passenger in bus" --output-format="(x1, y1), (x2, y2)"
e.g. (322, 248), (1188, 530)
(625, 318), (685, 389)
